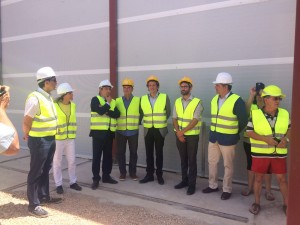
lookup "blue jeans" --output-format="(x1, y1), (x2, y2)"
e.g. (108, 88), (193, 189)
(27, 136), (56, 210)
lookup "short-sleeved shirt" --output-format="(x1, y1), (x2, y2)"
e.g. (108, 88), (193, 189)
(0, 123), (15, 153)
(24, 88), (53, 118)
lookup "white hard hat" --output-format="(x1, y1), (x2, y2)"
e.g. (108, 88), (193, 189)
(99, 79), (113, 88)
(36, 67), (56, 82)
(212, 72), (233, 84)
(57, 83), (74, 95)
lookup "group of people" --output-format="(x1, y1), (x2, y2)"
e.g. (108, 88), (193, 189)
(0, 66), (290, 218)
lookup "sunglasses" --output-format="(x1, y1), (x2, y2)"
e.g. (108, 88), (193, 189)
(46, 76), (57, 82)
(269, 96), (282, 101)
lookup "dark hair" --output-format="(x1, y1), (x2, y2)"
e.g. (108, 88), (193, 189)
(55, 94), (66, 103)
(180, 81), (192, 88)
(147, 80), (159, 87)
(38, 80), (46, 88)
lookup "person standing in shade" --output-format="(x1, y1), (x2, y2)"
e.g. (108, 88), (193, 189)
(202, 72), (247, 200)
(248, 85), (290, 215)
(241, 83), (274, 201)
(173, 77), (203, 195)
(23, 67), (62, 218)
(116, 78), (140, 181)
(53, 83), (82, 194)
(139, 75), (171, 185)
(0, 85), (20, 156)
(90, 80), (120, 190)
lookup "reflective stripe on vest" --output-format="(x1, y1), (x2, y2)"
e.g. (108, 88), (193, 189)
(55, 102), (77, 140)
(141, 93), (167, 128)
(210, 94), (240, 134)
(90, 96), (117, 131)
(28, 91), (57, 137)
(250, 108), (289, 157)
(116, 96), (140, 130)
(174, 97), (202, 135)
(243, 104), (259, 138)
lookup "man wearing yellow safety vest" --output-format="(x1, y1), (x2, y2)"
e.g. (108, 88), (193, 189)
(202, 72), (247, 200)
(90, 80), (120, 190)
(173, 77), (203, 195)
(139, 75), (171, 185)
(53, 83), (82, 194)
(23, 67), (62, 218)
(116, 78), (140, 181)
(247, 85), (291, 215)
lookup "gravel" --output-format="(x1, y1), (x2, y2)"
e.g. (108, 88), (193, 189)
(0, 191), (200, 225)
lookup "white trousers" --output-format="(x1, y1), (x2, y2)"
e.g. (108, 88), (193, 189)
(53, 139), (77, 186)
(208, 141), (236, 193)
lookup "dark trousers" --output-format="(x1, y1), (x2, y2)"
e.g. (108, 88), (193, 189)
(116, 132), (138, 176)
(27, 136), (56, 211)
(176, 135), (199, 187)
(92, 132), (113, 181)
(144, 128), (165, 177)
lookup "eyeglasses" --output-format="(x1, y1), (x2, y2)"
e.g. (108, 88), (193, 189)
(46, 76), (57, 82)
(180, 85), (190, 89)
(270, 97), (282, 101)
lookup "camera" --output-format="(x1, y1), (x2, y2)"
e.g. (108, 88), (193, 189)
(0, 87), (6, 97)
(273, 137), (281, 143)
(255, 82), (265, 93)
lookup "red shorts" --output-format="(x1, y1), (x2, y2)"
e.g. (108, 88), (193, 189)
(252, 157), (287, 174)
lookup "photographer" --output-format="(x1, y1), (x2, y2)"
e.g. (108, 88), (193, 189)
(0, 85), (20, 156)
(247, 85), (290, 215)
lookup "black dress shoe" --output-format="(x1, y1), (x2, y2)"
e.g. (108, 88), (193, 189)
(102, 176), (118, 184)
(174, 181), (188, 189)
(157, 176), (164, 185)
(139, 175), (154, 184)
(202, 187), (219, 193)
(187, 186), (195, 195)
(221, 192), (232, 200)
(91, 180), (99, 190)
(56, 185), (64, 194)
(40, 197), (63, 205)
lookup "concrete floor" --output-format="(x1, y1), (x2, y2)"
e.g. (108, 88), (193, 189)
(0, 150), (287, 225)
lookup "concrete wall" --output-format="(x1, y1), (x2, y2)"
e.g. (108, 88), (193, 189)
(1, 0), (296, 184)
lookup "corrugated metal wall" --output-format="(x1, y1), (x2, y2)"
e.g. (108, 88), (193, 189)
(1, 0), (296, 183)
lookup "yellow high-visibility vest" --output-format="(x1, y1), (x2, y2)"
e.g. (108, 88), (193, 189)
(174, 97), (202, 135)
(244, 104), (259, 138)
(55, 102), (77, 140)
(141, 93), (167, 128)
(250, 108), (289, 156)
(116, 96), (140, 130)
(90, 96), (117, 131)
(210, 94), (240, 134)
(27, 91), (57, 137)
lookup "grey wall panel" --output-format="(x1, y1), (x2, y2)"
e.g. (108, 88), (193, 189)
(118, 0), (295, 67)
(118, 0), (220, 18)
(2, 0), (108, 37)
(2, 28), (109, 73)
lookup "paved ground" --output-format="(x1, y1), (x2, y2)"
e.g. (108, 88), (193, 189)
(0, 150), (287, 225)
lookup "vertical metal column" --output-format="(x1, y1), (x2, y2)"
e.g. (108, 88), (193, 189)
(109, 0), (118, 162)
(287, 1), (300, 224)
(109, 0), (118, 98)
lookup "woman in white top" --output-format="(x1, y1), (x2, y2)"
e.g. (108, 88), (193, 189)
(53, 83), (82, 194)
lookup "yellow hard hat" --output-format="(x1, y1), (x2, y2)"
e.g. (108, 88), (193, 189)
(122, 78), (134, 87)
(261, 85), (286, 98)
(146, 75), (159, 85)
(178, 76), (193, 86)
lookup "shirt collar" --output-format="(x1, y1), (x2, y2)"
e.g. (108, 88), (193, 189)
(37, 87), (51, 98)
(182, 94), (194, 101)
